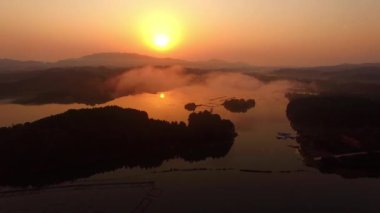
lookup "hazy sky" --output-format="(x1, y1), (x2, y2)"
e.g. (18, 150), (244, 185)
(1, 0), (380, 66)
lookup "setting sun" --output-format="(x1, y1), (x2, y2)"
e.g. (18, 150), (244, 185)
(154, 34), (170, 49)
(138, 11), (183, 52)
(159, 93), (165, 99)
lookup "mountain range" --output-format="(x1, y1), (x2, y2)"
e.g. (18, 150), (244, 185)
(0, 52), (253, 72)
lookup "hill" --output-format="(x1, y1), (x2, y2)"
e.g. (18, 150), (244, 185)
(0, 52), (253, 72)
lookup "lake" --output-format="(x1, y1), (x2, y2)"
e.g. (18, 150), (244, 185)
(1, 72), (380, 213)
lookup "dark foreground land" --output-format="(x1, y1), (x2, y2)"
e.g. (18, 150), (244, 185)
(287, 95), (380, 178)
(0, 106), (237, 187)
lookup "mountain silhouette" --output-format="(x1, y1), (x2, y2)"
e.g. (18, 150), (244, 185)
(0, 59), (47, 72)
(0, 52), (253, 72)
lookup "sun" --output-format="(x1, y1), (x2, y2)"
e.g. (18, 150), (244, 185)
(138, 11), (183, 52)
(154, 34), (170, 49)
(159, 93), (165, 99)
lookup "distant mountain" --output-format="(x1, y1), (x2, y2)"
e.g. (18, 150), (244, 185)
(276, 63), (380, 73)
(0, 59), (47, 72)
(2, 53), (379, 75)
(0, 52), (253, 72)
(273, 63), (380, 81)
(55, 52), (183, 68)
(56, 52), (254, 70)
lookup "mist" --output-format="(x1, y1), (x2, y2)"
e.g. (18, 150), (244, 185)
(110, 66), (194, 96)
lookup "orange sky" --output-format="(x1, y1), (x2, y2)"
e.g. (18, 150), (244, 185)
(1, 0), (380, 66)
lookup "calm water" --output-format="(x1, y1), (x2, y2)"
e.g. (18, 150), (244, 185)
(1, 74), (380, 213)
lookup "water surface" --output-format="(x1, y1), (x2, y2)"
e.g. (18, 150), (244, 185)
(1, 75), (379, 213)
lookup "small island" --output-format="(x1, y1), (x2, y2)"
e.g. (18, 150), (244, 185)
(184, 98), (256, 113)
(222, 98), (256, 113)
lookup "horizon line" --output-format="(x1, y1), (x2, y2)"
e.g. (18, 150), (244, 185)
(1, 51), (379, 69)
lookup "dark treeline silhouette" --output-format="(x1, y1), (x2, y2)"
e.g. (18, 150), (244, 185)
(0, 67), (126, 105)
(0, 66), (204, 106)
(287, 95), (380, 178)
(0, 106), (237, 187)
(272, 64), (380, 100)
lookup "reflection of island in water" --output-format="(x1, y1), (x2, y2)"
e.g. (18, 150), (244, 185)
(287, 95), (380, 178)
(0, 106), (237, 187)
(184, 98), (256, 113)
